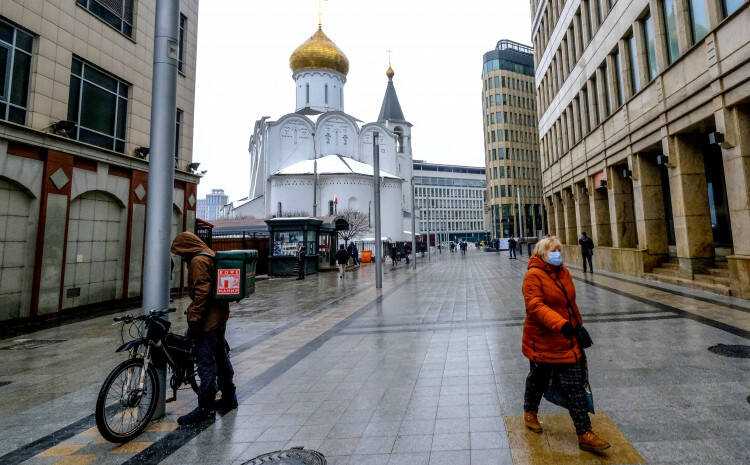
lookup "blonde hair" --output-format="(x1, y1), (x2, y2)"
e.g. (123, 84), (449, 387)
(532, 236), (562, 259)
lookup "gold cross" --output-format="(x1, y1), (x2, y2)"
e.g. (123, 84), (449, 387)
(317, 0), (327, 29)
(387, 49), (392, 66)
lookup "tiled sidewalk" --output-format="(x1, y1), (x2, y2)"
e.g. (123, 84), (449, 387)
(1, 251), (748, 465)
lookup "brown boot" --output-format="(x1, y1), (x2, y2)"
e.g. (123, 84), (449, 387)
(578, 430), (611, 453)
(523, 411), (543, 433)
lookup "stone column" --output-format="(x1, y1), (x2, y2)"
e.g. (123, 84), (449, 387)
(586, 80), (599, 128)
(554, 192), (566, 243)
(589, 0), (601, 33)
(546, 197), (555, 236)
(572, 97), (581, 143)
(589, 179), (612, 247)
(595, 67), (608, 120)
(574, 182), (592, 237)
(717, 105), (750, 297)
(664, 134), (713, 276)
(632, 153), (669, 256)
(580, 0), (592, 44)
(607, 164), (638, 248)
(562, 188), (578, 246)
(573, 13), (584, 60)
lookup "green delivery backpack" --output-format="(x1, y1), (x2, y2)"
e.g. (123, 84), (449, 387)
(198, 250), (258, 302)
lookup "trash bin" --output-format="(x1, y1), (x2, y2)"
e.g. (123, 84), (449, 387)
(213, 250), (258, 301)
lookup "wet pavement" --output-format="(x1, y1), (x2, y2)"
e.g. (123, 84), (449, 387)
(0, 250), (748, 465)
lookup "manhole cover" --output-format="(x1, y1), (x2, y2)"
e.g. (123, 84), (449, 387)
(242, 448), (326, 465)
(0, 339), (67, 350)
(707, 344), (750, 358)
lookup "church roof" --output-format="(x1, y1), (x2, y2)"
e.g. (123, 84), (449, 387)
(274, 155), (400, 179)
(378, 68), (406, 123)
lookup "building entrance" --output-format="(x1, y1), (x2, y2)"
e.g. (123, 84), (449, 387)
(703, 145), (733, 248)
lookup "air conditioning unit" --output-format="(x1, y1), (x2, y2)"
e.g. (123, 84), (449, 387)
(656, 154), (669, 166)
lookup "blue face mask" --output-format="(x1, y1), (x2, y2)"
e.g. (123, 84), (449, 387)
(546, 251), (563, 267)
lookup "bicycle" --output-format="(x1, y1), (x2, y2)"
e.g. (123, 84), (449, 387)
(95, 308), (199, 443)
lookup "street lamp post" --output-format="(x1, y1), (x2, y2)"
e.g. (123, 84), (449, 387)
(372, 132), (383, 289)
(142, 0), (179, 419)
(410, 177), (417, 270)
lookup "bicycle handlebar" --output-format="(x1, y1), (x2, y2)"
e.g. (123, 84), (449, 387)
(113, 308), (177, 323)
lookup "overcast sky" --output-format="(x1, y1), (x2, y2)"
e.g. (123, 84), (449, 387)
(193, 0), (533, 200)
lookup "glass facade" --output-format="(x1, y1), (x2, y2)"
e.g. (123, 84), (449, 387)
(0, 18), (33, 125)
(643, 13), (658, 80)
(68, 57), (129, 153)
(76, 0), (133, 37)
(178, 13), (187, 73)
(627, 35), (641, 93)
(723, 0), (744, 16)
(663, 0), (680, 64)
(613, 49), (625, 107)
(688, 0), (711, 44)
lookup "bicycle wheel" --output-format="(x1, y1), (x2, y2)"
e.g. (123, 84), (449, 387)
(95, 358), (160, 443)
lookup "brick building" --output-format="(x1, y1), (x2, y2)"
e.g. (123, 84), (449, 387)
(0, 0), (200, 322)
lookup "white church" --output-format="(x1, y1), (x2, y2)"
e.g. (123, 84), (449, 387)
(234, 25), (414, 242)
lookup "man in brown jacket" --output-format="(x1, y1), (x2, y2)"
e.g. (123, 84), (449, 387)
(171, 232), (236, 425)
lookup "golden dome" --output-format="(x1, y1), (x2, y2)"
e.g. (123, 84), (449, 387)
(290, 27), (349, 76)
(386, 64), (395, 79)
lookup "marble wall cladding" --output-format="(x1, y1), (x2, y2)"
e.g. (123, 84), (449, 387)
(128, 204), (146, 298)
(63, 191), (126, 309)
(38, 193), (68, 315)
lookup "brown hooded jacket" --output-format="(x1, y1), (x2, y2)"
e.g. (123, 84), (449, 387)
(170, 232), (229, 332)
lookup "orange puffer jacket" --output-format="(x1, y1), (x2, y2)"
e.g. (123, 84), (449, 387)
(521, 256), (583, 364)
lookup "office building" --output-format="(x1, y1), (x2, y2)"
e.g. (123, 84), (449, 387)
(413, 161), (487, 243)
(531, 0), (750, 296)
(0, 0), (200, 322)
(198, 189), (229, 221)
(482, 40), (544, 239)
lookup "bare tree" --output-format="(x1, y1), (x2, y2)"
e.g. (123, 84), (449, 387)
(336, 209), (370, 244)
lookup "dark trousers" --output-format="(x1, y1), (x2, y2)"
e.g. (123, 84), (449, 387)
(194, 325), (235, 410)
(509, 247), (516, 259)
(297, 260), (305, 279)
(524, 361), (591, 435)
(582, 254), (593, 273)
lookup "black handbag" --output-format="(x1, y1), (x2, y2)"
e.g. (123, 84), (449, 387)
(553, 278), (593, 349)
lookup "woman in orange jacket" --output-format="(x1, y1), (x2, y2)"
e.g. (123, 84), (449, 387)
(521, 236), (611, 453)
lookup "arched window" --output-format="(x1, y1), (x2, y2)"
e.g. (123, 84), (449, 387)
(324, 84), (329, 105)
(305, 83), (310, 104)
(394, 127), (404, 153)
(277, 202), (282, 217)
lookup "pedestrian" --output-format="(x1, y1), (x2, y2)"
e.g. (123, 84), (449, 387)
(508, 237), (517, 259)
(170, 232), (236, 425)
(296, 242), (306, 280)
(336, 244), (349, 279)
(389, 244), (399, 268)
(348, 242), (359, 266)
(521, 236), (610, 453)
(518, 237), (525, 256)
(579, 232), (595, 273)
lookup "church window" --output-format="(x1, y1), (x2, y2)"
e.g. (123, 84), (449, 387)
(305, 83), (310, 104)
(325, 132), (331, 144)
(394, 127), (404, 153)
(277, 202), (282, 217)
(328, 200), (336, 216)
(324, 84), (329, 104)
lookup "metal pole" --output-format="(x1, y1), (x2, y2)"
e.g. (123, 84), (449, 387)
(410, 178), (417, 270)
(313, 132), (318, 217)
(514, 187), (520, 238)
(426, 191), (431, 261)
(517, 187), (525, 238)
(372, 132), (383, 289)
(142, 0), (179, 420)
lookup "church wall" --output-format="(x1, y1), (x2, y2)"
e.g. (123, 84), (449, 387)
(358, 127), (399, 176)
(294, 71), (345, 113)
(316, 115), (358, 159)
(270, 176), (315, 217)
(268, 117), (315, 177)
(380, 179), (404, 240)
